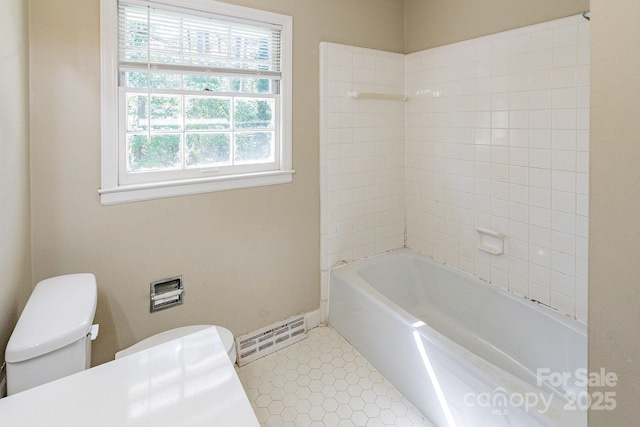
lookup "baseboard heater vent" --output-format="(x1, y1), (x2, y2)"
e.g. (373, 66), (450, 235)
(236, 313), (307, 366)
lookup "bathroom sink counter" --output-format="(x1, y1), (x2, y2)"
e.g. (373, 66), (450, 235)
(0, 326), (259, 427)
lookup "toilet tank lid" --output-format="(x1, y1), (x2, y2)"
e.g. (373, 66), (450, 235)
(5, 274), (97, 363)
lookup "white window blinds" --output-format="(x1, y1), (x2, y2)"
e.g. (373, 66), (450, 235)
(118, 2), (282, 77)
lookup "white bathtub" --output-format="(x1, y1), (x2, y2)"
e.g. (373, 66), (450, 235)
(328, 249), (587, 427)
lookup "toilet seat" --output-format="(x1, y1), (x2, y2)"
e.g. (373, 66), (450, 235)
(115, 325), (236, 363)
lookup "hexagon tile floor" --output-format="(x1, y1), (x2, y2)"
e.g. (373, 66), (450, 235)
(235, 326), (435, 427)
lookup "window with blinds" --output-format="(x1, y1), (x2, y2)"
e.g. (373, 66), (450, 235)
(118, 3), (282, 76)
(100, 0), (293, 204)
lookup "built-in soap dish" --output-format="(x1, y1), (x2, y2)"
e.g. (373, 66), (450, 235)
(476, 227), (505, 255)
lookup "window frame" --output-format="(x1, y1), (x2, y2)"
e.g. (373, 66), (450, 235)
(100, 0), (293, 204)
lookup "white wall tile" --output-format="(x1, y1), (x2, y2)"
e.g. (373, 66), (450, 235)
(531, 110), (552, 129)
(530, 129), (552, 149)
(405, 15), (588, 321)
(530, 281), (551, 306)
(551, 290), (575, 316)
(322, 14), (588, 324)
(553, 46), (578, 68)
(552, 67), (578, 89)
(320, 43), (406, 316)
(529, 225), (551, 248)
(530, 149), (552, 169)
(553, 25), (578, 48)
(529, 206), (551, 228)
(552, 129), (577, 151)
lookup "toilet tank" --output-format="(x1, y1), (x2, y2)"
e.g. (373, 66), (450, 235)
(5, 274), (98, 395)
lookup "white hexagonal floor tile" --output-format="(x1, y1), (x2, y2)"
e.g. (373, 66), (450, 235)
(236, 326), (434, 427)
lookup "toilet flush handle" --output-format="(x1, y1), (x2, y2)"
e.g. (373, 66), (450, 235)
(89, 324), (100, 341)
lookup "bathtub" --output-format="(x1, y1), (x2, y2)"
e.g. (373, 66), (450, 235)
(328, 249), (587, 427)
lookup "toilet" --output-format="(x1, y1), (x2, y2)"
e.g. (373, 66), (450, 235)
(5, 274), (99, 395)
(115, 325), (237, 363)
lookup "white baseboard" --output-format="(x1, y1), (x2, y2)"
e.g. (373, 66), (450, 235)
(305, 308), (322, 330)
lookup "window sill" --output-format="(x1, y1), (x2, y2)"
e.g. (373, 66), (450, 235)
(99, 170), (294, 205)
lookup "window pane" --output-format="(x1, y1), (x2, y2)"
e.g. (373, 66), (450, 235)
(184, 75), (228, 92)
(127, 133), (181, 171)
(150, 73), (180, 90)
(186, 133), (231, 167)
(125, 71), (148, 88)
(230, 78), (273, 94)
(185, 96), (230, 130)
(126, 94), (148, 131)
(150, 95), (182, 131)
(234, 98), (274, 129)
(234, 132), (274, 164)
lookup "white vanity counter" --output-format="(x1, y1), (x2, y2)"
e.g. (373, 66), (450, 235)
(0, 326), (259, 427)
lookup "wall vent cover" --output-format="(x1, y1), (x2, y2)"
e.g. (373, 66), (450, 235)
(235, 313), (307, 366)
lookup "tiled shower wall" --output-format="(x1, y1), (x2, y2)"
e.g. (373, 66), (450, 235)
(320, 43), (406, 321)
(406, 15), (589, 321)
(320, 14), (589, 323)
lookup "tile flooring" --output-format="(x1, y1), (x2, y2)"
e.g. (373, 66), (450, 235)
(235, 326), (434, 427)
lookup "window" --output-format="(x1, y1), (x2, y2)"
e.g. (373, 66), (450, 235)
(100, 0), (293, 204)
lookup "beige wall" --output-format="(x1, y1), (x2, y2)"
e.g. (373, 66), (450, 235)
(589, 0), (640, 423)
(28, 0), (404, 365)
(0, 0), (31, 359)
(404, 0), (589, 52)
